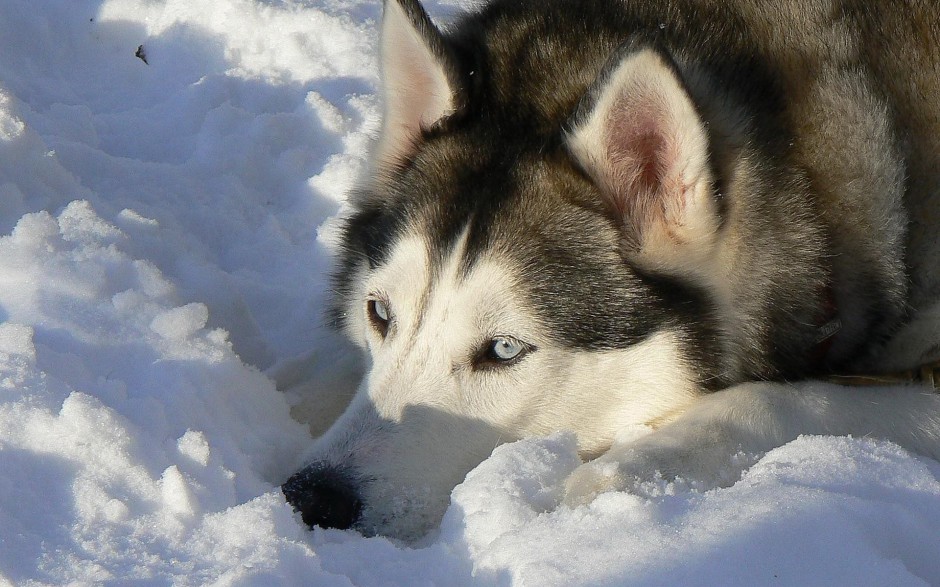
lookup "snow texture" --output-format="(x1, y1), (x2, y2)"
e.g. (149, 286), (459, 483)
(0, 1), (939, 585)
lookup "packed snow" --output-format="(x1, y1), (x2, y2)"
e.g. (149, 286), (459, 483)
(1, 1), (939, 585)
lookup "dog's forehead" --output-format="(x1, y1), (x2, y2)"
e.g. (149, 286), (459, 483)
(374, 227), (529, 330)
(394, 137), (605, 256)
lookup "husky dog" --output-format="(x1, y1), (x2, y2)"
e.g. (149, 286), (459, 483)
(282, 0), (940, 540)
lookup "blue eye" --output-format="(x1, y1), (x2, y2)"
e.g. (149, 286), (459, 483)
(368, 299), (391, 336)
(372, 299), (389, 322)
(491, 336), (525, 361)
(479, 336), (533, 368)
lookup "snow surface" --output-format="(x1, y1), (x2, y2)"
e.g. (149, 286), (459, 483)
(1, 1), (939, 585)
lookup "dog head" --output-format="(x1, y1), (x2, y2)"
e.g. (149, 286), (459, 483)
(284, 0), (825, 540)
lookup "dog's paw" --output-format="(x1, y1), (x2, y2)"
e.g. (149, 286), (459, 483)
(563, 448), (677, 506)
(563, 458), (627, 507)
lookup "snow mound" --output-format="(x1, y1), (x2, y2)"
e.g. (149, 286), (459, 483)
(1, 1), (939, 585)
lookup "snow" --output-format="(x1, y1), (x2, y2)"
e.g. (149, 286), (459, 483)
(0, 1), (938, 585)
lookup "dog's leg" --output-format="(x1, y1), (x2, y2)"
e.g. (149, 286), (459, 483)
(564, 381), (940, 506)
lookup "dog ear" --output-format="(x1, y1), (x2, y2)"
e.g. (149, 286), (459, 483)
(566, 43), (721, 263)
(376, 0), (464, 168)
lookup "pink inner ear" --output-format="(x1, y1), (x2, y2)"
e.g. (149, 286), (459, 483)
(626, 129), (667, 192)
(604, 93), (680, 221)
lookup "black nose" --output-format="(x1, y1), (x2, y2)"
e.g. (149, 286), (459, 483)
(282, 463), (363, 531)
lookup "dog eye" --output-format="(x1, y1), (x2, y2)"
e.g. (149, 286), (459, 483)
(368, 299), (391, 337)
(491, 337), (524, 360)
(482, 336), (530, 366)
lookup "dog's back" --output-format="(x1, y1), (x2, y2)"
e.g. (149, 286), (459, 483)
(747, 0), (940, 311)
(852, 2), (940, 308)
